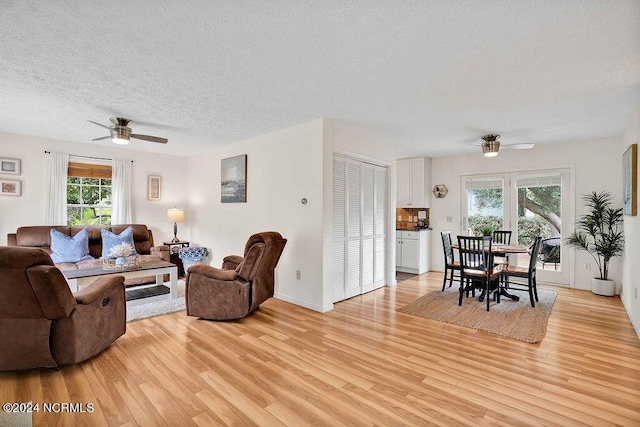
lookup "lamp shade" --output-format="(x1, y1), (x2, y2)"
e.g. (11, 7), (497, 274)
(167, 208), (185, 223)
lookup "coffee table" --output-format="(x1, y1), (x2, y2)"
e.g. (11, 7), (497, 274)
(62, 261), (178, 305)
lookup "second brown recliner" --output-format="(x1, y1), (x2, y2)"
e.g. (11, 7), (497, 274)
(185, 231), (287, 320)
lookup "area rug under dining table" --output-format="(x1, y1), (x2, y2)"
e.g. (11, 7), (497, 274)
(398, 285), (557, 343)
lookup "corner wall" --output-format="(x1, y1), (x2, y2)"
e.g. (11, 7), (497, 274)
(622, 108), (640, 337)
(0, 131), (188, 244)
(186, 119), (328, 311)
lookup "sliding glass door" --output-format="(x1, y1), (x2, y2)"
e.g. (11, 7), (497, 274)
(462, 169), (571, 285)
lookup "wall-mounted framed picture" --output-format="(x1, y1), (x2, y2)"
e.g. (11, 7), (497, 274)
(623, 143), (637, 216)
(0, 158), (21, 175)
(148, 175), (162, 201)
(221, 154), (247, 203)
(0, 178), (21, 196)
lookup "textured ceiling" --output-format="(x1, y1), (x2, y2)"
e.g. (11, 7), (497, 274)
(0, 1), (638, 157)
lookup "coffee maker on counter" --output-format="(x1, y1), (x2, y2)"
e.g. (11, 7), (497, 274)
(416, 210), (428, 229)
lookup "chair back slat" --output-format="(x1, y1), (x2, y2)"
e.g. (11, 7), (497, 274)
(492, 230), (512, 245)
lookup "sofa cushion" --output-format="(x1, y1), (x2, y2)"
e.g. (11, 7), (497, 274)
(101, 226), (137, 259)
(50, 228), (94, 264)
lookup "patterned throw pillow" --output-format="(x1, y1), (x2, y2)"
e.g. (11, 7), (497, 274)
(101, 226), (138, 259)
(50, 228), (94, 263)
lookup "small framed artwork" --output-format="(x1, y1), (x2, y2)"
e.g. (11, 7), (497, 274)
(148, 175), (162, 201)
(623, 143), (637, 216)
(221, 154), (247, 203)
(0, 158), (21, 175)
(0, 179), (21, 196)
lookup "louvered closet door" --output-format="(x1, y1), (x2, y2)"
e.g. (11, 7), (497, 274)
(332, 155), (387, 303)
(345, 159), (362, 299)
(361, 164), (375, 294)
(331, 157), (347, 302)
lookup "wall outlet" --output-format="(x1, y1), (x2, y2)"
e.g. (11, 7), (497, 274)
(446, 216), (453, 223)
(296, 270), (301, 280)
(584, 263), (591, 271)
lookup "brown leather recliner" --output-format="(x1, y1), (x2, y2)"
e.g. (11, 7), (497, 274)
(0, 246), (126, 371)
(186, 231), (287, 320)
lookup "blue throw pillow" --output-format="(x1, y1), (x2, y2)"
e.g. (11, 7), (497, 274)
(101, 226), (138, 259)
(50, 228), (94, 263)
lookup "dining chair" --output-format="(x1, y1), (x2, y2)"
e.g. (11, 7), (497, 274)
(457, 236), (502, 311)
(492, 230), (513, 267)
(492, 230), (512, 244)
(500, 236), (542, 307)
(440, 231), (461, 291)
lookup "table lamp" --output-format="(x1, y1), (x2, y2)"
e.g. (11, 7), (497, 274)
(167, 207), (185, 243)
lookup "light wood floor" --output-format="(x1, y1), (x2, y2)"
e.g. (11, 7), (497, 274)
(2, 272), (640, 426)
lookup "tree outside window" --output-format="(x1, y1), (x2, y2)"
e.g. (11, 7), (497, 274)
(67, 176), (112, 225)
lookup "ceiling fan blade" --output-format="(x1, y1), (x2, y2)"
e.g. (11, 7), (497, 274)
(88, 120), (110, 129)
(131, 134), (168, 144)
(92, 136), (111, 141)
(502, 144), (535, 150)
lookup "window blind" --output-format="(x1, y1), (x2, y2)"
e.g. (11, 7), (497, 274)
(68, 162), (112, 179)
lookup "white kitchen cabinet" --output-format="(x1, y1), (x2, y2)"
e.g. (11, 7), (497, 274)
(397, 157), (432, 208)
(396, 230), (430, 274)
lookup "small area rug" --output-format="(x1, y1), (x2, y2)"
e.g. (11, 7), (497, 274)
(398, 286), (557, 343)
(126, 280), (186, 322)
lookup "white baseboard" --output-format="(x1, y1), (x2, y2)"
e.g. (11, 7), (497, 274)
(274, 293), (333, 313)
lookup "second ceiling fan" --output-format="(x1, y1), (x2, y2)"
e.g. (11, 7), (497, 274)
(90, 117), (168, 145)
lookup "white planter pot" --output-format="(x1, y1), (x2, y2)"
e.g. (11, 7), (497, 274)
(592, 278), (615, 296)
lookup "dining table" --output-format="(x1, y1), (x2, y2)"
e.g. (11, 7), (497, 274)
(452, 242), (530, 302)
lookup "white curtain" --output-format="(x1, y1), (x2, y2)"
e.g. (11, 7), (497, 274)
(111, 159), (132, 224)
(44, 152), (69, 225)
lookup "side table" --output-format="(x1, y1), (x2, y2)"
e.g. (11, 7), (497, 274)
(163, 241), (190, 277)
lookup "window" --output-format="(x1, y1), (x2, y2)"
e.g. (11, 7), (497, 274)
(66, 162), (112, 226)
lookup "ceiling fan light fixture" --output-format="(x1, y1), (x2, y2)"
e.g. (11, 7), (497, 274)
(109, 126), (131, 145)
(482, 141), (500, 157)
(481, 134), (500, 157)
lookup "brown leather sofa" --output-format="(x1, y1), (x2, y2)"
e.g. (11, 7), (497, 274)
(7, 224), (170, 286)
(0, 246), (126, 371)
(186, 231), (287, 320)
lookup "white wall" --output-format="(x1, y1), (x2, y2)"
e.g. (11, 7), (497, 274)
(0, 131), (188, 245)
(186, 119), (399, 313)
(187, 119), (328, 311)
(621, 108), (640, 337)
(429, 137), (623, 291)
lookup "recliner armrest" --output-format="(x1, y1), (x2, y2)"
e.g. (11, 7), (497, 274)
(74, 275), (125, 305)
(188, 264), (238, 281)
(150, 245), (170, 262)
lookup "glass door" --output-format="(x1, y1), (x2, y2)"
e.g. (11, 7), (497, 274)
(510, 170), (571, 285)
(461, 176), (508, 236)
(462, 169), (571, 286)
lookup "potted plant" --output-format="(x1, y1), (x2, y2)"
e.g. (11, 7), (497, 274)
(479, 225), (495, 237)
(566, 191), (624, 296)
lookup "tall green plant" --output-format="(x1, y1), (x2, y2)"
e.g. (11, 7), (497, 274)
(565, 191), (624, 280)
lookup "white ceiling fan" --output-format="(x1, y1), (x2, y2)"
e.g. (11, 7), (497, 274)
(89, 117), (168, 145)
(473, 134), (534, 157)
